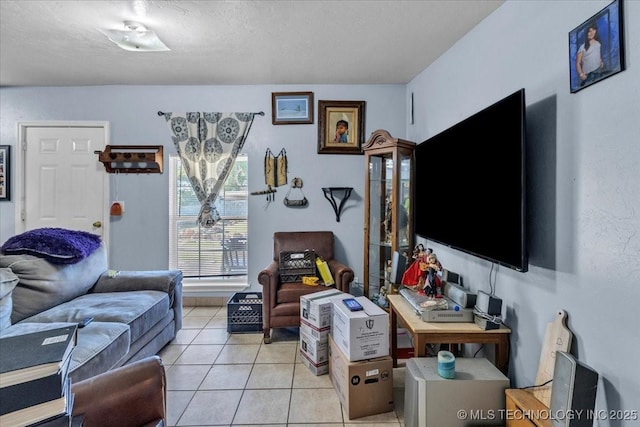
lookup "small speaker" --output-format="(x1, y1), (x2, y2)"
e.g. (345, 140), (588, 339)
(391, 251), (407, 285)
(550, 351), (599, 427)
(476, 290), (502, 315)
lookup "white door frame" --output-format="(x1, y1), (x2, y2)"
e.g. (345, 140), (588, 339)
(15, 121), (111, 249)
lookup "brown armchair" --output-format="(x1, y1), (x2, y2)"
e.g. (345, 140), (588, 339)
(71, 356), (166, 427)
(258, 231), (354, 343)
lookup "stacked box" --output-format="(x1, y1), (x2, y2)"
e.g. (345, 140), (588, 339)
(331, 296), (389, 361)
(328, 335), (394, 420)
(299, 289), (351, 375)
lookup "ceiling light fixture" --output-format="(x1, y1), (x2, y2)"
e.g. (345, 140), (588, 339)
(98, 21), (170, 52)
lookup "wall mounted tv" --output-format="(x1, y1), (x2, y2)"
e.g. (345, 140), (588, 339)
(414, 88), (528, 272)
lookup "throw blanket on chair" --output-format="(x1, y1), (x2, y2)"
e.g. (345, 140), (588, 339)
(0, 228), (102, 265)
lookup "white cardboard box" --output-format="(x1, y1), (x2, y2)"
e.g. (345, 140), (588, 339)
(300, 289), (347, 329)
(300, 321), (330, 342)
(300, 349), (329, 375)
(299, 327), (329, 364)
(331, 296), (389, 362)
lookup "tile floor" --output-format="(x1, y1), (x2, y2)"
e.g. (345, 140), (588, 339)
(159, 305), (406, 427)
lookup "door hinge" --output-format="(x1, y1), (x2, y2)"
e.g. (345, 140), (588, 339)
(22, 140), (27, 151)
(21, 209), (26, 221)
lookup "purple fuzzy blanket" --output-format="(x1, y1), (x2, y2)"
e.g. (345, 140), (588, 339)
(1, 228), (102, 264)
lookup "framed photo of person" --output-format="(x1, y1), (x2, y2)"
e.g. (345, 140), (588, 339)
(569, 0), (625, 93)
(317, 100), (366, 155)
(0, 145), (10, 201)
(271, 92), (314, 125)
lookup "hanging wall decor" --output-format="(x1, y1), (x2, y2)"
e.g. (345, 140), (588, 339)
(283, 177), (308, 207)
(0, 145), (10, 201)
(317, 100), (365, 155)
(569, 0), (625, 93)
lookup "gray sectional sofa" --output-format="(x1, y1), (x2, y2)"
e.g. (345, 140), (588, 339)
(0, 244), (182, 383)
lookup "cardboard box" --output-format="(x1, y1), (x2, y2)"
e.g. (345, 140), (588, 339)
(300, 321), (330, 342)
(299, 327), (329, 364)
(328, 335), (394, 419)
(300, 349), (329, 375)
(332, 296), (389, 361)
(300, 289), (347, 329)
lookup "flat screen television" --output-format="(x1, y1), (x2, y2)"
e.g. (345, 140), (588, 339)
(414, 89), (527, 272)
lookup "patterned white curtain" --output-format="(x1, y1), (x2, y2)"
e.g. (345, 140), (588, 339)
(163, 112), (257, 227)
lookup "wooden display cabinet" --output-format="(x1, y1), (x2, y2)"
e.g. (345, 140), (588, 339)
(363, 130), (415, 300)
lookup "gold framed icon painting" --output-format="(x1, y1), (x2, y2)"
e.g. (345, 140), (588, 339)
(317, 100), (365, 155)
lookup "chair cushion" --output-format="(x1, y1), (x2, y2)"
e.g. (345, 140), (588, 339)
(277, 282), (334, 304)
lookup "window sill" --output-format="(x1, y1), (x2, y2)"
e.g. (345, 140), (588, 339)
(182, 276), (250, 297)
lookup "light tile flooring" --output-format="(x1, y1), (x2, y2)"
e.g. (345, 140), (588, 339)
(159, 305), (406, 427)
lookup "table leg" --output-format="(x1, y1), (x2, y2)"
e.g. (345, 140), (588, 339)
(495, 335), (510, 375)
(390, 305), (398, 368)
(415, 335), (428, 357)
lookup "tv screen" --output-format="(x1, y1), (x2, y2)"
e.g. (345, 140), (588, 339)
(414, 89), (527, 272)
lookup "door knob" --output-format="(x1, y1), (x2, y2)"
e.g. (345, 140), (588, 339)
(93, 221), (102, 228)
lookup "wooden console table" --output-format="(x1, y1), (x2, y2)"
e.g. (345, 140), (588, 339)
(388, 294), (511, 374)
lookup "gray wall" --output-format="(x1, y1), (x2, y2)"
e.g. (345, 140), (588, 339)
(0, 84), (405, 283)
(408, 0), (639, 421)
(1, 0), (638, 422)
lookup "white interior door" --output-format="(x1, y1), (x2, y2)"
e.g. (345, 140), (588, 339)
(18, 124), (109, 241)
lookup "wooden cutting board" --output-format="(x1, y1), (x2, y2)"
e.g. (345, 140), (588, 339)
(533, 309), (573, 407)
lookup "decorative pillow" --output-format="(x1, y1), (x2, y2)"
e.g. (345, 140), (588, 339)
(0, 228), (102, 265)
(0, 268), (19, 330)
(0, 245), (108, 323)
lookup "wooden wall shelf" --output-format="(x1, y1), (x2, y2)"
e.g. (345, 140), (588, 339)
(95, 145), (164, 174)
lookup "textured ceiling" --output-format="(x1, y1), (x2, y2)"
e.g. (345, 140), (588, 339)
(0, 0), (503, 87)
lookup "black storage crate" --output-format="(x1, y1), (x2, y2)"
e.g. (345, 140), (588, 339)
(279, 250), (316, 283)
(227, 292), (263, 333)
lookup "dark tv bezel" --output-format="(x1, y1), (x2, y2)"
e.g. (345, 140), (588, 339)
(414, 89), (528, 272)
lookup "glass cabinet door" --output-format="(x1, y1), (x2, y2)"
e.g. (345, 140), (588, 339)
(363, 130), (415, 302)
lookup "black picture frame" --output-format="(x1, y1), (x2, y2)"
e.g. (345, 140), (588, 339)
(569, 0), (625, 93)
(317, 100), (365, 155)
(0, 145), (10, 201)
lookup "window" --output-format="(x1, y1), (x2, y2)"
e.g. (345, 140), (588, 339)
(169, 154), (248, 278)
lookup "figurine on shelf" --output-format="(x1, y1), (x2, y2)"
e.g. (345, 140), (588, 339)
(423, 252), (442, 297)
(402, 246), (444, 294)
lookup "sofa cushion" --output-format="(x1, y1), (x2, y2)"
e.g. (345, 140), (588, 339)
(0, 245), (108, 323)
(0, 321), (131, 383)
(23, 290), (170, 343)
(0, 268), (19, 331)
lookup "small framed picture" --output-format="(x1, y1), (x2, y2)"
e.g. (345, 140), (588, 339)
(0, 145), (10, 201)
(569, 0), (625, 93)
(271, 92), (314, 125)
(317, 100), (366, 155)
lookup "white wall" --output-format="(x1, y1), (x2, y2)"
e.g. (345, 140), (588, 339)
(0, 84), (405, 284)
(408, 0), (639, 421)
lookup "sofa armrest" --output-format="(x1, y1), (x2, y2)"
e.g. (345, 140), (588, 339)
(71, 356), (166, 427)
(327, 259), (354, 292)
(93, 270), (183, 331)
(93, 270), (182, 294)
